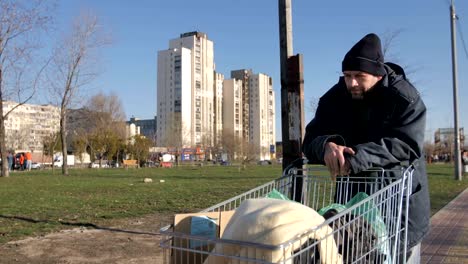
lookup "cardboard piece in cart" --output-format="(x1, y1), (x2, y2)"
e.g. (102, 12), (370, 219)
(172, 211), (235, 264)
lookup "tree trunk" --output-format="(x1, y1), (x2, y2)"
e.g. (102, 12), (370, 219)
(60, 108), (68, 175)
(0, 69), (9, 177)
(0, 103), (9, 177)
(116, 152), (120, 167)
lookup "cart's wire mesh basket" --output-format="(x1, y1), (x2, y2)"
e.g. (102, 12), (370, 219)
(160, 161), (413, 264)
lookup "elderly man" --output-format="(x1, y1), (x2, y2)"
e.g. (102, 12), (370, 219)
(302, 33), (430, 263)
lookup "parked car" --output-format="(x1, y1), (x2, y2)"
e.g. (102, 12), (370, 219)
(111, 161), (120, 168)
(257, 160), (272, 165)
(53, 155), (75, 167)
(220, 160), (231, 166)
(31, 162), (42, 170)
(144, 161), (157, 167)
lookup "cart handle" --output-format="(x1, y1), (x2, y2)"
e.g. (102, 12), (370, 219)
(283, 158), (415, 177)
(282, 158), (307, 176)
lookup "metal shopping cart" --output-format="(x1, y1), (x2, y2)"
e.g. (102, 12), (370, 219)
(160, 159), (413, 264)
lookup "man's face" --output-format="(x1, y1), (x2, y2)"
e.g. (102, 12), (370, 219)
(343, 71), (382, 99)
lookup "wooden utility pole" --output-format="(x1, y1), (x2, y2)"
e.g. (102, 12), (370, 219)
(450, 0), (462, 180)
(278, 0), (305, 201)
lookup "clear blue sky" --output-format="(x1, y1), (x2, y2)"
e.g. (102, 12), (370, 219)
(55, 0), (468, 142)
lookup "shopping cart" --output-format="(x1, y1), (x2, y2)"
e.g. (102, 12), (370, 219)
(160, 159), (413, 264)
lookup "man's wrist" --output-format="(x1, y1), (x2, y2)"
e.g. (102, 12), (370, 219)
(325, 135), (346, 146)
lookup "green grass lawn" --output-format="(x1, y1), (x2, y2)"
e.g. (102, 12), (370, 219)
(426, 163), (468, 215)
(0, 163), (466, 244)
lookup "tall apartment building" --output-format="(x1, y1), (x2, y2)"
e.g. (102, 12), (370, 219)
(214, 72), (224, 145)
(3, 101), (60, 152)
(157, 31), (215, 148)
(222, 72), (275, 160)
(231, 69), (252, 142)
(222, 79), (243, 141)
(249, 73), (276, 160)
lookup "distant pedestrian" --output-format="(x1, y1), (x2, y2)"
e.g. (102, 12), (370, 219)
(25, 152), (32, 171)
(462, 151), (468, 165)
(19, 153), (25, 171)
(7, 152), (13, 172)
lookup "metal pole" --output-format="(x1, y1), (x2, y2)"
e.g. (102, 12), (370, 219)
(450, 0), (462, 180)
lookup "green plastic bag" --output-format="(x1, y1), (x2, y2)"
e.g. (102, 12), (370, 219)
(265, 188), (291, 201)
(318, 192), (391, 264)
(317, 203), (347, 215)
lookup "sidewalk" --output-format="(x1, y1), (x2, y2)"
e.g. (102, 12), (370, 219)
(421, 188), (468, 263)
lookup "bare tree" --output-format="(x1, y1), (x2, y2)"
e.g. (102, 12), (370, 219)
(240, 140), (259, 164)
(381, 29), (404, 59)
(42, 131), (61, 169)
(220, 130), (242, 162)
(160, 119), (192, 157)
(86, 92), (126, 129)
(72, 132), (87, 166)
(0, 0), (53, 177)
(381, 29), (424, 84)
(48, 12), (109, 175)
(424, 141), (435, 163)
(84, 92), (126, 165)
(307, 96), (319, 118)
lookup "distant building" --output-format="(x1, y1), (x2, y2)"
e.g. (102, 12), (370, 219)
(222, 78), (243, 140)
(3, 101), (60, 152)
(434, 127), (465, 146)
(126, 116), (156, 143)
(434, 127), (465, 154)
(231, 69), (253, 142)
(214, 72), (224, 145)
(248, 73), (276, 160)
(157, 31), (215, 148)
(156, 32), (277, 161)
(223, 71), (276, 160)
(126, 122), (140, 138)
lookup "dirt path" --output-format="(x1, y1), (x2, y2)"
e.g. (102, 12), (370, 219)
(0, 213), (172, 264)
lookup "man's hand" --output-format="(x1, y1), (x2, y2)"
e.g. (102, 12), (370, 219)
(324, 142), (355, 178)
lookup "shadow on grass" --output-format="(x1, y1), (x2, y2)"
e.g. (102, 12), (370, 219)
(0, 214), (159, 236)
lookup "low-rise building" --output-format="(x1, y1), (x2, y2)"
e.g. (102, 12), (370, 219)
(433, 127), (466, 162)
(3, 101), (60, 152)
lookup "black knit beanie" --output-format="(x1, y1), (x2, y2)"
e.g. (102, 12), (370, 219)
(342, 33), (386, 76)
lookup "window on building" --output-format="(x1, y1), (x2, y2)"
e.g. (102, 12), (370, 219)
(174, 100), (181, 112)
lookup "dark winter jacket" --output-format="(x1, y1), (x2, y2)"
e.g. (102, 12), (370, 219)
(302, 63), (430, 249)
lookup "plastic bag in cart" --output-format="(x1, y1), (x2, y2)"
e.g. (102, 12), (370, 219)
(318, 192), (391, 263)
